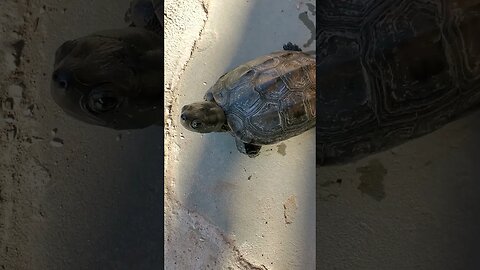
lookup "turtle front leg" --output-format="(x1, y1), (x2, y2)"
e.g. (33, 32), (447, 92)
(204, 90), (214, 101)
(235, 138), (261, 158)
(283, 42), (302, 51)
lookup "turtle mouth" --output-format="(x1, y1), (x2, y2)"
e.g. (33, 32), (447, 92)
(179, 115), (191, 130)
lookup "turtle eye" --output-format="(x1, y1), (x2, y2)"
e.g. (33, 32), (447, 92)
(87, 91), (119, 113)
(191, 120), (202, 129)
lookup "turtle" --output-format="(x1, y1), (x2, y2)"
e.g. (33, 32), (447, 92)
(315, 0), (480, 165)
(180, 43), (316, 157)
(50, 0), (163, 130)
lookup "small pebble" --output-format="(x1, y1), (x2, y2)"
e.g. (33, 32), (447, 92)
(6, 128), (17, 141)
(50, 138), (64, 147)
(23, 137), (33, 144)
(4, 115), (15, 123)
(31, 136), (44, 142)
(202, 82), (207, 86)
(23, 109), (32, 116)
(23, 104), (34, 116)
(3, 98), (14, 110)
(7, 84), (23, 98)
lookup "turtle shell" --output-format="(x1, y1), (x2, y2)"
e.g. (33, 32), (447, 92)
(316, 0), (480, 165)
(208, 51), (316, 145)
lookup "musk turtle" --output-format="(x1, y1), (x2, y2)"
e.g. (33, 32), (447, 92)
(180, 43), (316, 157)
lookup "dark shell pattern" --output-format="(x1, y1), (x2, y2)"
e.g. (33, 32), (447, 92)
(316, 0), (480, 164)
(208, 51), (316, 145)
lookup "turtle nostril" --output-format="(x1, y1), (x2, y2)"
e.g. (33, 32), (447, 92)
(52, 70), (71, 89)
(59, 80), (67, 89)
(180, 113), (188, 121)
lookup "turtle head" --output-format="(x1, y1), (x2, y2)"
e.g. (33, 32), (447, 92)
(180, 102), (226, 133)
(51, 28), (163, 130)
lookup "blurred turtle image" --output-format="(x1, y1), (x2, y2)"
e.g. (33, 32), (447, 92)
(51, 0), (162, 130)
(314, 0), (480, 164)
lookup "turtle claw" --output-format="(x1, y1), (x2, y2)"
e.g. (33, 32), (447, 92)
(283, 42), (302, 51)
(245, 144), (261, 158)
(235, 138), (261, 157)
(204, 91), (214, 102)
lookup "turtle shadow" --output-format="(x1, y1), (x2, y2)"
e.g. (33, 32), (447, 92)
(42, 125), (164, 270)
(94, 126), (164, 269)
(181, 134), (240, 231)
